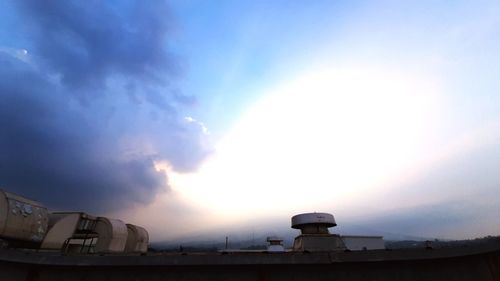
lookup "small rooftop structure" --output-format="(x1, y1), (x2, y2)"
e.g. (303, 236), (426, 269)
(291, 212), (346, 252)
(341, 235), (385, 251)
(266, 236), (285, 252)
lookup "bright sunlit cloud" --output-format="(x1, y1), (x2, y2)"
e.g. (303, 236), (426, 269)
(168, 65), (444, 223)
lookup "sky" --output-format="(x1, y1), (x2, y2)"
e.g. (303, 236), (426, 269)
(1, 0), (500, 242)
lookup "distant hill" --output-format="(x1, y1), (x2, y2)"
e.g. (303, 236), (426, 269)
(151, 233), (500, 253)
(385, 235), (500, 249)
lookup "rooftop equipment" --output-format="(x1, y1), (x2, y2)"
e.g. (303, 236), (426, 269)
(291, 212), (346, 252)
(292, 212), (336, 234)
(125, 224), (149, 253)
(266, 236), (285, 252)
(0, 190), (48, 248)
(94, 217), (128, 253)
(41, 212), (98, 253)
(341, 235), (385, 251)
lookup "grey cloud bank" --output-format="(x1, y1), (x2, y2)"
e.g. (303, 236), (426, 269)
(0, 0), (210, 213)
(345, 138), (500, 239)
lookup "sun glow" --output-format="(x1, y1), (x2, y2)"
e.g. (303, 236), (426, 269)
(169, 66), (443, 221)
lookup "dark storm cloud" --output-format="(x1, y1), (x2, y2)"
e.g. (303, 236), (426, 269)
(0, 53), (165, 212)
(17, 0), (177, 102)
(0, 1), (210, 213)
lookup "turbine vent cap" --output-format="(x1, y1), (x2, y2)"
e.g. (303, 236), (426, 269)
(291, 212), (336, 229)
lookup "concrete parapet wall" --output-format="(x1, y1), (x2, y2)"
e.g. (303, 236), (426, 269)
(1, 252), (499, 281)
(1, 244), (500, 281)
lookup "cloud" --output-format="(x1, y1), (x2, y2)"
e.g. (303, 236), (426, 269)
(349, 197), (500, 240)
(0, 1), (211, 213)
(185, 116), (210, 135)
(0, 47), (29, 62)
(16, 0), (178, 102)
(343, 133), (500, 239)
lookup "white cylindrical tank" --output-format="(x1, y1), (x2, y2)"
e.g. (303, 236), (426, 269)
(124, 224), (149, 253)
(0, 190), (49, 244)
(94, 217), (128, 253)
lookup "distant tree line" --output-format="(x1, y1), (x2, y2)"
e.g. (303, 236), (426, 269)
(385, 235), (500, 249)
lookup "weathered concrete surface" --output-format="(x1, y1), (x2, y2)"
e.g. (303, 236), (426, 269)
(1, 244), (500, 281)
